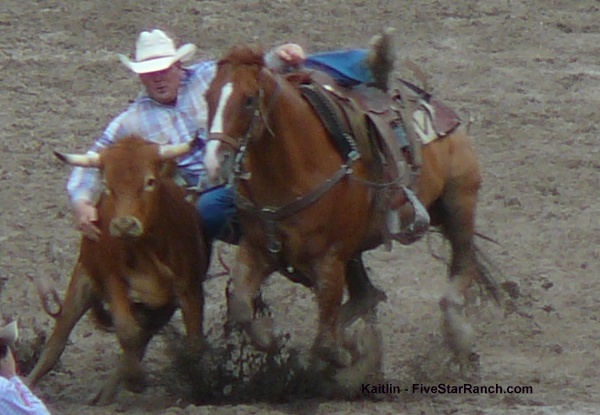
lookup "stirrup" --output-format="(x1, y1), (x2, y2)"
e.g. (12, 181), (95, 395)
(387, 187), (430, 245)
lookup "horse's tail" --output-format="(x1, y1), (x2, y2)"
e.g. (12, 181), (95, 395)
(426, 230), (504, 304)
(473, 242), (503, 305)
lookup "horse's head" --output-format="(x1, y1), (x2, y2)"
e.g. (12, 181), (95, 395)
(204, 45), (266, 182)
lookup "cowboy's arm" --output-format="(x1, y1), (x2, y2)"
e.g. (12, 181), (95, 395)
(66, 119), (123, 240)
(177, 61), (217, 191)
(67, 163), (102, 241)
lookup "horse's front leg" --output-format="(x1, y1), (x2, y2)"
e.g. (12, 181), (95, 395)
(227, 241), (276, 351)
(312, 256), (351, 367)
(174, 268), (205, 353)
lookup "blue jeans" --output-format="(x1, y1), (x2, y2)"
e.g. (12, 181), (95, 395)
(304, 49), (371, 86)
(196, 185), (240, 244)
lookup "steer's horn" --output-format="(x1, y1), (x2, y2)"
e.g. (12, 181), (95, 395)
(53, 151), (101, 168)
(159, 141), (193, 160)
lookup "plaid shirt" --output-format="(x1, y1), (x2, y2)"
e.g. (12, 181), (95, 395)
(67, 60), (216, 203)
(0, 376), (51, 415)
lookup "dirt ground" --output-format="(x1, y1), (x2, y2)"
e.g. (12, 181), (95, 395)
(1, 0), (600, 414)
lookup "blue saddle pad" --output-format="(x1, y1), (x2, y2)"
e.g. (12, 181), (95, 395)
(304, 49), (372, 87)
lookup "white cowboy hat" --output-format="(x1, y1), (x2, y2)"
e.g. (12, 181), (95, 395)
(0, 321), (18, 345)
(118, 29), (197, 74)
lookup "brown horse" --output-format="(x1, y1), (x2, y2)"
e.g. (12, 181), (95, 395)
(203, 45), (498, 367)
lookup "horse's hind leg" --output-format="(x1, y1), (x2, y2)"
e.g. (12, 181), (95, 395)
(437, 179), (481, 361)
(340, 253), (387, 327)
(27, 262), (94, 387)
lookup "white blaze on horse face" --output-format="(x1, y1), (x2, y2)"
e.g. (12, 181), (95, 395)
(205, 82), (234, 180)
(204, 140), (221, 182)
(211, 82), (234, 135)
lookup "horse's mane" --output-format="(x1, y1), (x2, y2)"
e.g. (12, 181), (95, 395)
(218, 45), (265, 67)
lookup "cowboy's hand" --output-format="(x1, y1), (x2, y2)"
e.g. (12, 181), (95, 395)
(0, 347), (17, 379)
(73, 199), (101, 241)
(275, 43), (306, 66)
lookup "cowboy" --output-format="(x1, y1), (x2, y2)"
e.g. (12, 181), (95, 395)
(0, 322), (52, 415)
(67, 29), (306, 242)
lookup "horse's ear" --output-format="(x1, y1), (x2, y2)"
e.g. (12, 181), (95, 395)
(284, 73), (302, 86)
(259, 66), (277, 87)
(284, 72), (311, 87)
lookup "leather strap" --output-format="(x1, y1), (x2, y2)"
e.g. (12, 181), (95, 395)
(299, 83), (360, 162)
(235, 165), (351, 254)
(207, 134), (240, 151)
(236, 164), (350, 222)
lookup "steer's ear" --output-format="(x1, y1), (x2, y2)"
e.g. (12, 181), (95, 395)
(158, 141), (193, 160)
(53, 150), (101, 168)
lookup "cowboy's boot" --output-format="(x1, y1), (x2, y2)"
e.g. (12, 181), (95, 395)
(366, 28), (397, 92)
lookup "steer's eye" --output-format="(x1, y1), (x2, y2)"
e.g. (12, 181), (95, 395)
(144, 176), (156, 191)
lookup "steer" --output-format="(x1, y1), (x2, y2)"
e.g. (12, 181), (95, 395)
(27, 135), (210, 405)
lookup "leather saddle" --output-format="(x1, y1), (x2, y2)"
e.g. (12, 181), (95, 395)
(286, 69), (462, 199)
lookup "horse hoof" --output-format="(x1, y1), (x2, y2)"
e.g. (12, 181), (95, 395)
(186, 336), (206, 355)
(315, 345), (352, 368)
(340, 286), (387, 327)
(125, 372), (148, 394)
(331, 348), (352, 368)
(248, 317), (279, 352)
(440, 299), (475, 358)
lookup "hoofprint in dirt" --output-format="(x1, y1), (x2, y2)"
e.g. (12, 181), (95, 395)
(1, 1), (600, 414)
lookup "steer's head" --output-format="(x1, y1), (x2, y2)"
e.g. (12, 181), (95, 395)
(55, 135), (193, 238)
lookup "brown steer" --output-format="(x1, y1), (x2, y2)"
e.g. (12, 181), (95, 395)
(27, 135), (209, 405)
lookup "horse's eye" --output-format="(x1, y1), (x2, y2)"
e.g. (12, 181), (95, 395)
(245, 96), (255, 109)
(144, 176), (156, 191)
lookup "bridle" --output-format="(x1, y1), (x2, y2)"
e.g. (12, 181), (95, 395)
(207, 68), (357, 254)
